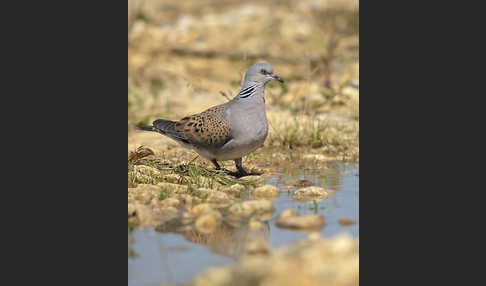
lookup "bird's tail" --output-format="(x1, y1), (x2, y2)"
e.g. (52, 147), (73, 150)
(136, 125), (156, 132)
(136, 119), (176, 134)
(136, 119), (186, 142)
(153, 119), (178, 134)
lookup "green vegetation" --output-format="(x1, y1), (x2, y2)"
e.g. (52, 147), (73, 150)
(268, 116), (353, 152)
(128, 146), (259, 189)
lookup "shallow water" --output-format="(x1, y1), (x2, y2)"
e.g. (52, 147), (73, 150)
(128, 161), (359, 286)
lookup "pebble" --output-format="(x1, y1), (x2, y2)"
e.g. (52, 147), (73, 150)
(238, 175), (265, 185)
(338, 218), (356, 226)
(163, 174), (181, 183)
(248, 219), (264, 230)
(127, 203), (153, 228)
(276, 209), (326, 230)
(195, 210), (222, 234)
(292, 186), (334, 201)
(246, 240), (271, 255)
(159, 198), (180, 207)
(191, 203), (213, 215)
(157, 182), (188, 193)
(253, 185), (280, 198)
(229, 200), (275, 216)
(133, 165), (160, 177)
(207, 190), (231, 203)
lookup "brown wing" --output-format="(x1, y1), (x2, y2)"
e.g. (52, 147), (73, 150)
(174, 105), (231, 148)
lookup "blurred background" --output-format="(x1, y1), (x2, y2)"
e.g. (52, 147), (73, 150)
(128, 0), (359, 160)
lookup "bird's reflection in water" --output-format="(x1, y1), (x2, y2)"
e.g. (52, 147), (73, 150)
(156, 218), (270, 260)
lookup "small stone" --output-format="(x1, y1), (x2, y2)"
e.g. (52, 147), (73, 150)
(278, 209), (299, 218)
(229, 200), (275, 216)
(253, 185), (280, 198)
(193, 267), (233, 286)
(248, 219), (264, 230)
(238, 175), (265, 185)
(128, 203), (136, 216)
(178, 194), (194, 205)
(152, 206), (178, 219)
(159, 198), (180, 207)
(329, 234), (355, 255)
(129, 203), (154, 228)
(255, 212), (274, 221)
(195, 210), (222, 234)
(229, 183), (246, 192)
(207, 190), (231, 203)
(195, 188), (212, 198)
(163, 174), (181, 183)
(157, 182), (188, 193)
(181, 210), (195, 225)
(308, 232), (322, 242)
(246, 240), (271, 255)
(133, 165), (160, 177)
(192, 203), (213, 215)
(134, 191), (153, 203)
(341, 86), (359, 98)
(276, 209), (326, 230)
(338, 218), (356, 226)
(292, 186), (334, 202)
(297, 179), (314, 187)
(219, 183), (246, 196)
(225, 213), (243, 228)
(130, 184), (161, 203)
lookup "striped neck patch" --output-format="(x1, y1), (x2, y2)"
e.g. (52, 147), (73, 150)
(237, 83), (257, 99)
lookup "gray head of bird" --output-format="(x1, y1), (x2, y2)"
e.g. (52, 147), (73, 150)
(243, 62), (284, 85)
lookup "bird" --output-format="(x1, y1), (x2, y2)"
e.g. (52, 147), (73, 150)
(136, 62), (284, 177)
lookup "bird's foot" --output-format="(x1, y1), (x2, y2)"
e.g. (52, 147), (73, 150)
(236, 168), (249, 178)
(233, 158), (250, 178)
(210, 159), (221, 170)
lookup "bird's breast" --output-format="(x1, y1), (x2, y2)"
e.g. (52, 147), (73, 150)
(230, 104), (268, 144)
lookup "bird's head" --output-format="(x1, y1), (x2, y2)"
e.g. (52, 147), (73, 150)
(244, 62), (284, 85)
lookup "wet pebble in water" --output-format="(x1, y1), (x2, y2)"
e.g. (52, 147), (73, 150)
(338, 218), (356, 226)
(207, 190), (232, 203)
(238, 175), (265, 185)
(246, 239), (271, 256)
(219, 183), (246, 196)
(292, 186), (334, 202)
(248, 219), (264, 230)
(128, 203), (153, 227)
(228, 200), (275, 217)
(195, 210), (222, 234)
(191, 203), (213, 215)
(181, 210), (195, 225)
(276, 209), (326, 230)
(253, 185), (280, 198)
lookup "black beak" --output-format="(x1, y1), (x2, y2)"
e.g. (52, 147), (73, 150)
(271, 74), (284, 83)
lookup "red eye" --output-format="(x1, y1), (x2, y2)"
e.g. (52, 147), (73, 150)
(260, 69), (267, 75)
